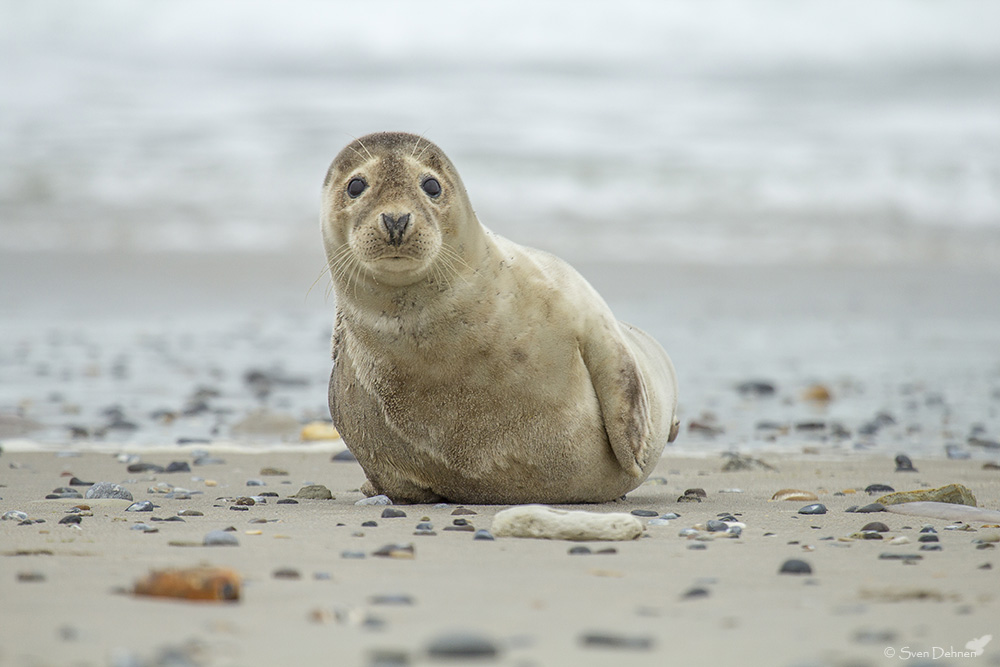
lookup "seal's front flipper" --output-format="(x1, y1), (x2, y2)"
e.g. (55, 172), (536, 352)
(581, 334), (652, 478)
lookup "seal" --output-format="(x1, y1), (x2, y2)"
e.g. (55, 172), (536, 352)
(322, 132), (679, 504)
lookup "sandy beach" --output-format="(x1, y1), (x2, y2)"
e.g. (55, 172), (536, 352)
(1, 446), (998, 667)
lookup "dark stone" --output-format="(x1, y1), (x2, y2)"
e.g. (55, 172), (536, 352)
(127, 463), (165, 474)
(331, 449), (357, 462)
(370, 594), (414, 605)
(58, 515), (82, 525)
(865, 484), (894, 494)
(68, 477), (93, 487)
(705, 520), (729, 532)
(362, 521), (378, 527)
(919, 544), (943, 551)
(894, 455), (917, 472)
(165, 461), (191, 473)
(796, 421), (826, 432)
(682, 587), (710, 599)
(861, 522), (890, 532)
(452, 518), (469, 526)
(630, 509), (658, 517)
(580, 632), (653, 650)
(855, 503), (886, 513)
(878, 553), (922, 561)
(779, 559), (812, 575)
(918, 534), (939, 543)
(919, 526), (937, 533)
(443, 525), (475, 532)
(276, 498), (298, 505)
(735, 381), (776, 397)
(451, 507), (477, 515)
(595, 548), (618, 555)
(427, 632), (500, 659)
(381, 508), (407, 518)
(683, 488), (707, 498)
(568, 546), (592, 555)
(798, 504), (827, 515)
(292, 484), (333, 500)
(272, 568), (301, 580)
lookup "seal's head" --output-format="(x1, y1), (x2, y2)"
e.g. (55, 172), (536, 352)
(321, 132), (479, 291)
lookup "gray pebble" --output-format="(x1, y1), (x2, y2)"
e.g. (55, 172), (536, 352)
(165, 461), (191, 473)
(473, 529), (495, 541)
(568, 546), (592, 555)
(919, 544), (943, 551)
(203, 530), (239, 546)
(660, 512), (681, 520)
(894, 454), (917, 472)
(726, 525), (743, 537)
(878, 553), (923, 561)
(918, 535), (939, 543)
(277, 499), (298, 505)
(292, 484), (334, 500)
(855, 503), (886, 513)
(798, 504), (827, 515)
(86, 482), (133, 501)
(362, 520), (378, 527)
(246, 479), (265, 487)
(341, 551), (366, 559)
(177, 509), (203, 517)
(58, 515), (82, 525)
(356, 495), (392, 506)
(370, 594), (414, 605)
(427, 632), (500, 659)
(646, 518), (672, 526)
(630, 509), (658, 517)
(125, 501), (154, 512)
(415, 522), (434, 531)
(861, 522), (890, 532)
(2, 510), (28, 522)
(580, 631), (653, 650)
(865, 484), (894, 494)
(273, 568), (301, 580)
(682, 587), (711, 600)
(381, 508), (407, 518)
(779, 559), (813, 575)
(331, 449), (357, 462)
(705, 519), (729, 532)
(688, 543), (707, 550)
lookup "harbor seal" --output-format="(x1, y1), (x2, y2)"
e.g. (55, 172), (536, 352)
(321, 132), (679, 504)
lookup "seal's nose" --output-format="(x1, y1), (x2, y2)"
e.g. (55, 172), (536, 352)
(381, 213), (410, 246)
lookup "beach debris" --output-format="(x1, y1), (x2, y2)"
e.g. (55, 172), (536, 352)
(85, 482), (133, 501)
(292, 484), (334, 500)
(722, 452), (777, 472)
(356, 494), (392, 506)
(735, 380), (776, 397)
(427, 632), (501, 659)
(133, 566), (241, 602)
(885, 502), (1000, 523)
(779, 559), (812, 575)
(301, 420), (339, 441)
(772, 489), (818, 502)
(373, 543), (415, 559)
(877, 483), (976, 507)
(125, 501), (154, 512)
(203, 530), (239, 546)
(860, 587), (952, 603)
(798, 504), (827, 515)
(894, 455), (917, 472)
(492, 505), (644, 541)
(580, 631), (654, 650)
(801, 384), (832, 402)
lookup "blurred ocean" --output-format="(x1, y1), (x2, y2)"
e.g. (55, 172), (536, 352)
(2, 0), (999, 266)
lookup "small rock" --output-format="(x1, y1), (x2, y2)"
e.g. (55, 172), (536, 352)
(68, 477), (93, 486)
(568, 546), (592, 555)
(944, 444), (970, 460)
(917, 534), (939, 543)
(276, 498), (298, 505)
(894, 455), (917, 472)
(370, 594), (413, 605)
(203, 530), (239, 546)
(491, 505), (644, 541)
(451, 507), (477, 515)
(630, 509), (658, 517)
(876, 483), (977, 507)
(473, 529), (495, 541)
(341, 551), (365, 559)
(580, 631), (653, 650)
(259, 467), (289, 476)
(246, 479), (265, 487)
(879, 553), (922, 561)
(427, 632), (500, 659)
(177, 509), (203, 517)
(682, 587), (710, 599)
(705, 520), (729, 532)
(85, 482), (133, 501)
(362, 520), (378, 527)
(356, 495), (392, 506)
(779, 559), (812, 575)
(854, 503), (886, 513)
(165, 461), (191, 473)
(381, 508), (407, 518)
(865, 484), (895, 494)
(331, 449), (357, 462)
(17, 571), (46, 583)
(58, 515), (83, 525)
(798, 504), (827, 515)
(292, 484), (334, 500)
(125, 501), (154, 512)
(2, 510), (28, 522)
(735, 380), (776, 397)
(127, 462), (164, 474)
(273, 568), (301, 580)
(861, 522), (890, 532)
(372, 543), (415, 559)
(919, 544), (943, 551)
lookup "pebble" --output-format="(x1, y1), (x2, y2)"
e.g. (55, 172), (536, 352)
(259, 467), (289, 476)
(917, 534), (939, 543)
(682, 587), (711, 599)
(919, 544), (943, 551)
(68, 477), (93, 486)
(451, 507), (477, 515)
(292, 484), (334, 500)
(894, 454), (917, 472)
(17, 571), (46, 583)
(273, 568), (301, 580)
(580, 631), (653, 650)
(246, 479), (265, 487)
(444, 524), (475, 532)
(779, 559), (813, 575)
(569, 546), (592, 555)
(381, 508), (407, 518)
(945, 444), (970, 460)
(647, 518), (672, 527)
(853, 503), (886, 514)
(878, 553), (922, 561)
(630, 509), (658, 517)
(660, 513), (680, 520)
(865, 484), (894, 494)
(2, 510), (28, 522)
(861, 522), (890, 532)
(705, 520), (729, 532)
(330, 449), (357, 462)
(356, 495), (392, 506)
(341, 551), (366, 559)
(492, 506), (644, 541)
(370, 594), (413, 605)
(798, 504), (827, 515)
(203, 530), (239, 546)
(473, 529), (495, 541)
(58, 515), (83, 524)
(735, 380), (776, 397)
(233, 497), (255, 506)
(127, 462), (164, 474)
(125, 501), (154, 512)
(372, 543), (415, 559)
(426, 632), (500, 659)
(277, 499), (298, 505)
(85, 482), (133, 501)
(688, 543), (707, 550)
(415, 522), (434, 530)
(177, 509), (203, 517)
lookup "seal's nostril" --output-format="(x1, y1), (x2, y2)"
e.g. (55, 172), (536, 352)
(381, 213), (410, 246)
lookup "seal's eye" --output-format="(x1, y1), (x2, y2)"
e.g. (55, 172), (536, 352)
(346, 178), (367, 198)
(421, 177), (441, 198)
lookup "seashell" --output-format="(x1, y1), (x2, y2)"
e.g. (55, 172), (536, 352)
(771, 489), (819, 502)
